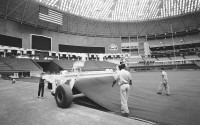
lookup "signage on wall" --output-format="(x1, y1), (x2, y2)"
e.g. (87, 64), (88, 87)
(108, 43), (118, 50)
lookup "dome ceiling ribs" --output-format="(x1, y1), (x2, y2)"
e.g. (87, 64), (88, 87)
(5, 0), (26, 19)
(5, 0), (10, 18)
(1, 0), (200, 38)
(21, 0), (29, 24)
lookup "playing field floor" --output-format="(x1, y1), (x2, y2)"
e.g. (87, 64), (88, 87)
(0, 77), (151, 125)
(131, 70), (200, 125)
(0, 70), (199, 125)
(74, 70), (200, 125)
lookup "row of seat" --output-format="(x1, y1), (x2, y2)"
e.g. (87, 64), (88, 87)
(0, 57), (42, 71)
(126, 55), (200, 62)
(149, 34), (200, 47)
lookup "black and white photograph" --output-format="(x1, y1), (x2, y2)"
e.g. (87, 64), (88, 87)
(0, 0), (200, 125)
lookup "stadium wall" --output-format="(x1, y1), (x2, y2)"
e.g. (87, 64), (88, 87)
(0, 18), (121, 53)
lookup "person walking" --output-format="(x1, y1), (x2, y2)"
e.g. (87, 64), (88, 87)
(38, 72), (45, 98)
(112, 64), (132, 117)
(157, 68), (170, 96)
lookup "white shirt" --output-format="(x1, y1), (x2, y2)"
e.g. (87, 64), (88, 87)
(161, 71), (168, 82)
(115, 69), (132, 85)
(116, 65), (120, 72)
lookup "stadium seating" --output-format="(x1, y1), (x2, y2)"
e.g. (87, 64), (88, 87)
(83, 61), (100, 71)
(142, 57), (157, 62)
(184, 55), (200, 60)
(106, 59), (121, 65)
(149, 34), (200, 47)
(126, 57), (144, 62)
(157, 57), (171, 61)
(170, 56), (185, 60)
(0, 59), (12, 71)
(53, 60), (75, 70)
(93, 61), (117, 69)
(0, 57), (42, 71)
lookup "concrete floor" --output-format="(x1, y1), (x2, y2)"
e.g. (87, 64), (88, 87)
(0, 79), (153, 125)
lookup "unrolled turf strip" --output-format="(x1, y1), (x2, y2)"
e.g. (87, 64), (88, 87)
(74, 71), (200, 125)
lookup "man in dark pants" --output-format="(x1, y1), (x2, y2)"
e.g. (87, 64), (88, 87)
(38, 72), (45, 98)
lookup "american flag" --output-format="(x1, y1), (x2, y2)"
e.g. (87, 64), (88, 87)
(39, 6), (63, 25)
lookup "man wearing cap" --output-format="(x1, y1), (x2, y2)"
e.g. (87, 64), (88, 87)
(157, 68), (170, 96)
(38, 72), (45, 98)
(112, 64), (132, 117)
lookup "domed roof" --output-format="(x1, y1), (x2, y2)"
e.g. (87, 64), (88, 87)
(0, 0), (199, 37)
(38, 0), (200, 22)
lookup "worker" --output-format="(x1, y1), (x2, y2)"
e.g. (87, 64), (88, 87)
(112, 64), (132, 117)
(157, 68), (170, 96)
(38, 72), (45, 98)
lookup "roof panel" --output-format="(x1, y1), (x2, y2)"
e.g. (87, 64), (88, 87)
(37, 0), (200, 22)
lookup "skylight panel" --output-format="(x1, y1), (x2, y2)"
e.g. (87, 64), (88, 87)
(60, 0), (67, 11)
(37, 0), (200, 22)
(171, 0), (174, 16)
(80, 0), (88, 16)
(101, 1), (112, 19)
(72, 0), (79, 14)
(194, 0), (197, 11)
(185, 0), (188, 13)
(139, 0), (145, 19)
(182, 0), (185, 13)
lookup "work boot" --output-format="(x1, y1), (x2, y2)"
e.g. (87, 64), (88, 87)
(166, 94), (170, 96)
(122, 113), (130, 117)
(157, 92), (161, 95)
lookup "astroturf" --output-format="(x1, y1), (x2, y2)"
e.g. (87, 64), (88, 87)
(74, 70), (200, 125)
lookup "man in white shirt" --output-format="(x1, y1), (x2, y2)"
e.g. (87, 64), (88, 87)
(112, 64), (132, 117)
(157, 68), (170, 96)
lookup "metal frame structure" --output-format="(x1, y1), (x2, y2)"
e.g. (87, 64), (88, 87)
(0, 0), (199, 38)
(37, 0), (200, 22)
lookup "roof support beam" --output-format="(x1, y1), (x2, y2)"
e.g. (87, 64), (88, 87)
(194, 12), (200, 27)
(67, 15), (69, 34)
(46, 22), (49, 31)
(34, 17), (39, 27)
(79, 20), (88, 35)
(118, 23), (122, 37)
(70, 18), (78, 32)
(103, 23), (109, 37)
(94, 22), (99, 37)
(86, 21), (89, 46)
(138, 22), (147, 36)
(77, 19), (79, 35)
(5, 0), (9, 19)
(108, 23), (113, 37)
(21, 0), (29, 24)
(34, 2), (40, 28)
(61, 14), (68, 32)
(88, 21), (97, 37)
(86, 21), (88, 36)
(157, 21), (165, 33)
(127, 23), (131, 37)
(22, 8), (39, 22)
(5, 0), (26, 19)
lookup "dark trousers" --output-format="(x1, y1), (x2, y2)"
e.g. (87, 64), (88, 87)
(38, 83), (44, 97)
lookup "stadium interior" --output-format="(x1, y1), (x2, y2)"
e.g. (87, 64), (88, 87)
(0, 0), (200, 125)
